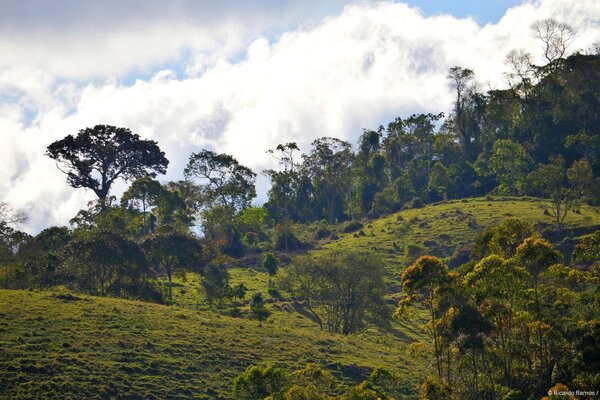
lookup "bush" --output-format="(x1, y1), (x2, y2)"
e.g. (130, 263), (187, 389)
(343, 221), (364, 233)
(313, 226), (331, 240)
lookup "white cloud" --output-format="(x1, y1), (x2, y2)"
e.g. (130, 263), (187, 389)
(1, 0), (599, 233)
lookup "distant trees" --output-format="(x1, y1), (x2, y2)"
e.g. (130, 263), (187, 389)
(249, 292), (270, 325)
(46, 125), (169, 207)
(261, 252), (279, 289)
(143, 231), (203, 302)
(283, 250), (387, 335)
(301, 138), (354, 224)
(64, 231), (149, 297)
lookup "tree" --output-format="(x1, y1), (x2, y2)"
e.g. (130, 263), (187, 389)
(489, 139), (531, 195)
(284, 250), (387, 335)
(249, 292), (271, 326)
(142, 231), (203, 302)
(398, 256), (449, 379)
(471, 218), (536, 260)
(572, 230), (600, 269)
(233, 364), (289, 399)
(201, 262), (231, 308)
(464, 255), (530, 387)
(567, 159), (596, 204)
(531, 19), (575, 68)
(64, 230), (149, 296)
(46, 125), (169, 207)
(120, 177), (163, 234)
(526, 157), (574, 230)
(262, 252), (280, 288)
(265, 142), (301, 250)
(184, 150), (256, 211)
(447, 67), (483, 159)
(0, 202), (27, 238)
(302, 137), (354, 224)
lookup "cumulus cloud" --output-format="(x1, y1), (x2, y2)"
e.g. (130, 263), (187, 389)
(1, 0), (599, 233)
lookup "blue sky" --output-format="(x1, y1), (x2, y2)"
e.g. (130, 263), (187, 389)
(409, 0), (523, 23)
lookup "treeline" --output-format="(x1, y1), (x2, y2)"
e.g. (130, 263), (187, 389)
(263, 50), (600, 233)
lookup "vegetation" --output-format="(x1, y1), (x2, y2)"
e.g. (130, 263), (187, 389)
(1, 17), (600, 400)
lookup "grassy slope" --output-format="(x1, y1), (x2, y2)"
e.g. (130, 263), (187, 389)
(0, 290), (425, 400)
(2, 197), (599, 399)
(324, 196), (600, 270)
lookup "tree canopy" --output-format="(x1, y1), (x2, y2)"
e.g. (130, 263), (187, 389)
(46, 125), (169, 206)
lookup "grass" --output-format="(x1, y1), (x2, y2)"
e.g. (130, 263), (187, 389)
(323, 197), (600, 272)
(2, 197), (598, 399)
(0, 289), (426, 399)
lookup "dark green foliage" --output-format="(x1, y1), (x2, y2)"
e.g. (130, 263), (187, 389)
(249, 292), (270, 325)
(284, 250), (387, 335)
(63, 230), (149, 297)
(201, 263), (231, 307)
(46, 125), (168, 205)
(262, 252), (280, 288)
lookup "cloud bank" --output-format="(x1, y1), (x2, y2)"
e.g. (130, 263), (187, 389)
(1, 0), (599, 233)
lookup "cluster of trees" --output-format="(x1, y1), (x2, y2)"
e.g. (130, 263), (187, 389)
(233, 363), (411, 400)
(396, 219), (600, 399)
(263, 20), (600, 234)
(0, 125), (266, 311)
(281, 250), (388, 335)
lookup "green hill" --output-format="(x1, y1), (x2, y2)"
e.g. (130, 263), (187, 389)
(2, 197), (599, 399)
(323, 196), (600, 269)
(0, 289), (424, 400)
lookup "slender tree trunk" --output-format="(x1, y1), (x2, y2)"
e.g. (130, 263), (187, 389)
(167, 271), (173, 302)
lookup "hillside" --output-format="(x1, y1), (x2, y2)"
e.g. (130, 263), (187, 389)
(2, 197), (599, 399)
(324, 196), (600, 270)
(0, 290), (425, 400)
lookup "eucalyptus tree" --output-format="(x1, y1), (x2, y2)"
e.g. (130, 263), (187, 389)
(301, 137), (354, 224)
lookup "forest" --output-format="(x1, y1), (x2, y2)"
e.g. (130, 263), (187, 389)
(1, 18), (600, 400)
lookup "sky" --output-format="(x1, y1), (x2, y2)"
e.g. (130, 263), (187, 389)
(1, 0), (599, 233)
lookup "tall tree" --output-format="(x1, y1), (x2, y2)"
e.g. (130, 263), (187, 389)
(448, 67), (483, 159)
(120, 177), (163, 234)
(301, 137), (354, 224)
(488, 139), (531, 195)
(142, 231), (203, 301)
(46, 125), (169, 207)
(184, 150), (256, 211)
(530, 19), (575, 69)
(398, 256), (449, 379)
